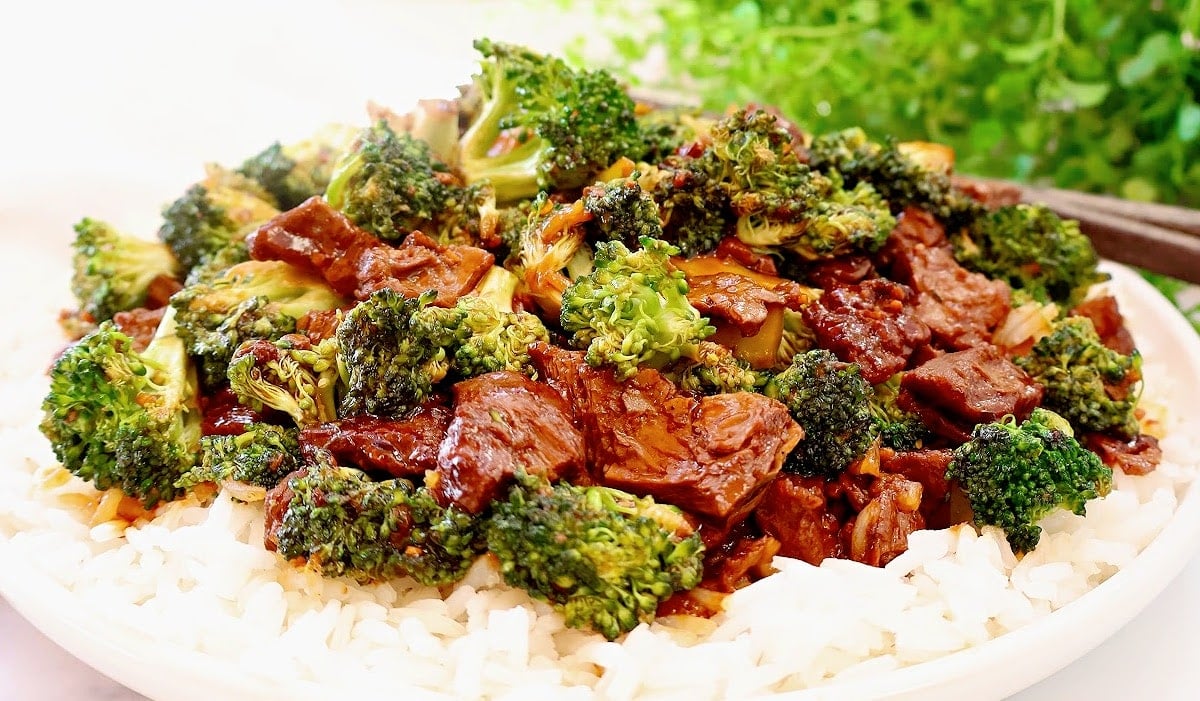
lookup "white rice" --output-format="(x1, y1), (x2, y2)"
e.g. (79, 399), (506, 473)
(1, 268), (1197, 701)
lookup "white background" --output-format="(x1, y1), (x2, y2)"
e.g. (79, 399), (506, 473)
(2, 1), (1198, 698)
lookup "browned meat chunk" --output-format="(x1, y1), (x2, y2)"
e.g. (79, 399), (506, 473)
(714, 236), (780, 276)
(847, 473), (925, 567)
(701, 533), (781, 592)
(111, 306), (167, 352)
(297, 308), (344, 343)
(754, 474), (846, 565)
(432, 371), (585, 514)
(801, 279), (932, 384)
(200, 388), (269, 436)
(1084, 432), (1162, 476)
(300, 403), (453, 479)
(880, 207), (950, 266)
(804, 255), (876, 289)
(263, 471), (300, 554)
(1071, 295), (1137, 356)
(355, 231), (494, 305)
(531, 344), (802, 524)
(892, 244), (1011, 350)
(247, 196), (383, 298)
(899, 346), (1044, 443)
(145, 274), (184, 309)
(686, 272), (786, 336)
(880, 448), (954, 527)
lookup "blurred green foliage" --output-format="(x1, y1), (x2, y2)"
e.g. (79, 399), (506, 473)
(579, 0), (1200, 206)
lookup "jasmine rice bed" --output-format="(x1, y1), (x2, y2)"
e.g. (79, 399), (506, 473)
(1, 259), (1198, 701)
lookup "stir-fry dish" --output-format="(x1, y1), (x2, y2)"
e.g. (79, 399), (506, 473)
(41, 38), (1161, 642)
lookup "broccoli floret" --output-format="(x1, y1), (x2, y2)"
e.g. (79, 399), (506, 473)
(182, 239), (251, 286)
(630, 105), (712, 164)
(638, 160), (732, 257)
(458, 38), (641, 202)
(952, 204), (1109, 306)
(336, 290), (460, 418)
(70, 218), (180, 323)
(176, 423), (301, 500)
(560, 237), (715, 379)
(227, 335), (342, 428)
(806, 128), (984, 226)
(946, 408), (1113, 553)
(325, 121), (495, 245)
(170, 260), (344, 391)
(666, 341), (766, 394)
(443, 267), (550, 379)
(238, 123), (358, 209)
(580, 176), (663, 247)
(485, 473), (704, 640)
(157, 167), (280, 274)
(40, 307), (201, 507)
(766, 350), (874, 479)
(1015, 316), (1142, 438)
(270, 458), (483, 586)
(869, 374), (932, 451)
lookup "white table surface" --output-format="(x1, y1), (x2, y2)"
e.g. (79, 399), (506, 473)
(3, 1), (1199, 699)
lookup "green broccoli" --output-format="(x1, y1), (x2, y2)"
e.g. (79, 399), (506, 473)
(157, 167), (280, 274)
(170, 260), (344, 390)
(1015, 316), (1142, 438)
(946, 408), (1113, 553)
(639, 160), (732, 257)
(559, 237), (715, 379)
(766, 349), (874, 479)
(666, 341), (766, 394)
(324, 121), (495, 245)
(238, 123), (358, 210)
(869, 374), (932, 451)
(176, 423), (301, 500)
(441, 267), (550, 379)
(269, 458), (483, 586)
(458, 38), (642, 202)
(485, 473), (704, 640)
(40, 306), (201, 507)
(182, 238), (252, 286)
(952, 204), (1109, 306)
(806, 127), (983, 226)
(630, 105), (712, 164)
(580, 176), (663, 248)
(227, 335), (342, 428)
(70, 218), (180, 323)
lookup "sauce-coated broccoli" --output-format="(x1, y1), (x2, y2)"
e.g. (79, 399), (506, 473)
(40, 307), (201, 507)
(1015, 316), (1142, 438)
(170, 260), (344, 390)
(458, 38), (642, 202)
(868, 374), (932, 451)
(766, 349), (874, 479)
(946, 408), (1113, 553)
(485, 473), (704, 640)
(227, 335), (342, 428)
(70, 218), (180, 323)
(560, 237), (716, 379)
(952, 203), (1109, 306)
(238, 123), (358, 210)
(176, 423), (301, 501)
(269, 458), (483, 586)
(157, 167), (280, 274)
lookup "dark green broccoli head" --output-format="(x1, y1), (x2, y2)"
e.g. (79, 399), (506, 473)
(560, 237), (715, 379)
(868, 373), (932, 451)
(485, 473), (704, 640)
(447, 295), (550, 380)
(70, 218), (180, 323)
(1015, 316), (1142, 438)
(336, 289), (463, 418)
(640, 160), (732, 257)
(227, 335), (342, 428)
(581, 176), (664, 247)
(39, 308), (201, 507)
(238, 123), (357, 210)
(953, 204), (1109, 306)
(157, 168), (280, 273)
(946, 408), (1113, 553)
(806, 127), (983, 226)
(325, 121), (489, 245)
(182, 238), (252, 287)
(767, 349), (874, 479)
(270, 458), (484, 586)
(177, 423), (301, 499)
(630, 106), (711, 164)
(458, 38), (641, 202)
(171, 260), (344, 391)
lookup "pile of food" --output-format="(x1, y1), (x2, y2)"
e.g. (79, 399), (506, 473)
(2, 38), (1198, 699)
